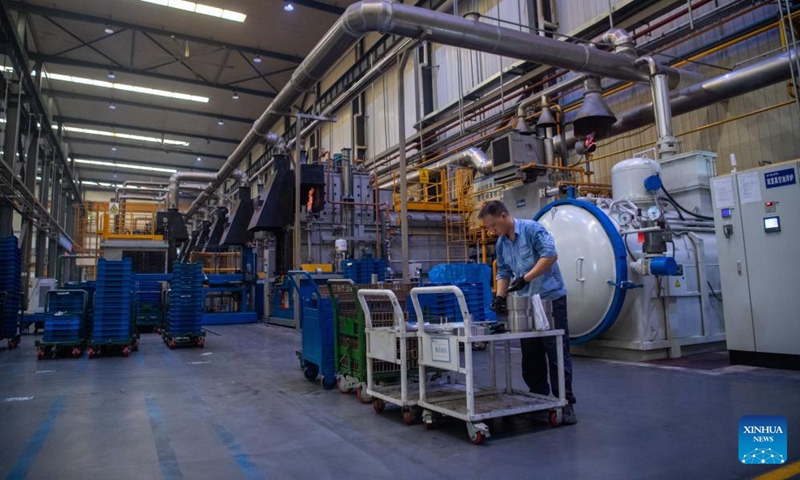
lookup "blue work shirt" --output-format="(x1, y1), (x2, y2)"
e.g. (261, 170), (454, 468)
(496, 218), (567, 301)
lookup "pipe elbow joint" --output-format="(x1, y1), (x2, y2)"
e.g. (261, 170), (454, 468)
(342, 0), (393, 36)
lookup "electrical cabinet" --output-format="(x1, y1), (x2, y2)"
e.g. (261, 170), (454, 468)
(711, 161), (800, 369)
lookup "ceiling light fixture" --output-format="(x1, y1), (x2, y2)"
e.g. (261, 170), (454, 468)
(284, 2), (294, 12)
(111, 146), (117, 151)
(253, 55), (262, 64)
(232, 92), (239, 100)
(217, 118), (224, 125)
(196, 156), (202, 162)
(43, 72), (209, 103)
(108, 103), (117, 110)
(139, 0), (247, 23)
(107, 71), (116, 79)
(104, 25), (115, 34)
(63, 126), (189, 147)
(73, 158), (178, 174)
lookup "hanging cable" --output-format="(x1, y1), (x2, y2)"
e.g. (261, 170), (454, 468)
(660, 184), (714, 220)
(707, 280), (722, 302)
(657, 196), (686, 220)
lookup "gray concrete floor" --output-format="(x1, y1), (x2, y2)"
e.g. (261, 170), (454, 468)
(0, 324), (798, 480)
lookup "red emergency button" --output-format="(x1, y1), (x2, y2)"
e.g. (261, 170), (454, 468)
(765, 201), (774, 207)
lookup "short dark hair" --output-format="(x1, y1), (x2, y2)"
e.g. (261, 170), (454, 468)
(478, 200), (508, 219)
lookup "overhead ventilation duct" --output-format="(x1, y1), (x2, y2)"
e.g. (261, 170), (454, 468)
(186, 0), (700, 218)
(220, 186), (254, 245)
(554, 48), (800, 151)
(249, 155), (295, 231)
(377, 147), (491, 189)
(572, 75), (617, 139)
(204, 206), (229, 251)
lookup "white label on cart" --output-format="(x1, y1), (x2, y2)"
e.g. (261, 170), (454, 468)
(431, 337), (450, 363)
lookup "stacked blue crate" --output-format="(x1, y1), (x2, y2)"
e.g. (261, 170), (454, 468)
(43, 291), (87, 343)
(65, 282), (96, 333)
(342, 258), (388, 284)
(43, 314), (83, 342)
(0, 236), (22, 344)
(168, 262), (204, 336)
(408, 282), (494, 324)
(92, 258), (133, 343)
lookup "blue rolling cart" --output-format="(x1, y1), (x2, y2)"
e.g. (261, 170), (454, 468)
(36, 290), (88, 359)
(164, 262), (206, 348)
(288, 270), (336, 389)
(89, 258), (138, 357)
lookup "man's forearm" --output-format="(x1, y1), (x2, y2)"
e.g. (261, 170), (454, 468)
(523, 256), (557, 283)
(496, 278), (510, 297)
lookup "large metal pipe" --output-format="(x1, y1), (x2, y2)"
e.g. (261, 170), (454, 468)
(378, 146), (491, 189)
(556, 48), (799, 151)
(186, 0), (700, 218)
(168, 170), (248, 210)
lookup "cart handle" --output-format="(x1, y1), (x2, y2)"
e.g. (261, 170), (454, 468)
(286, 269), (322, 299)
(409, 285), (472, 331)
(356, 289), (410, 333)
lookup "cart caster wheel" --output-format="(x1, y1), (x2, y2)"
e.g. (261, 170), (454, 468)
(372, 399), (386, 414)
(549, 409), (562, 427)
(72, 348), (81, 358)
(37, 349), (44, 360)
(356, 386), (372, 403)
(88, 348), (95, 359)
(303, 365), (318, 381)
(168, 340), (177, 350)
(337, 378), (352, 394)
(196, 338), (205, 348)
(423, 421), (434, 430)
(469, 431), (484, 445)
(132, 341), (139, 352)
(403, 410), (415, 425)
(322, 375), (336, 390)
(122, 347), (131, 357)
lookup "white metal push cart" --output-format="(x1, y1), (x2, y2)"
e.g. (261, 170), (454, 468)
(357, 288), (420, 425)
(411, 285), (568, 444)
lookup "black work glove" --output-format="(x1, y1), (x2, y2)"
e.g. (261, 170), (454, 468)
(489, 295), (507, 314)
(506, 275), (529, 293)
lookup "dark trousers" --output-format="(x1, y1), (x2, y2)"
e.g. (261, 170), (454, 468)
(520, 295), (576, 404)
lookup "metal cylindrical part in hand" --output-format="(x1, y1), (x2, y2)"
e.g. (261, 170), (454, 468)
(506, 294), (533, 332)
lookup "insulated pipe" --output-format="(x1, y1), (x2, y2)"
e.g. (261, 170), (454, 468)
(168, 172), (218, 210)
(387, 212), (465, 225)
(601, 28), (636, 57)
(514, 75), (585, 123)
(168, 170), (249, 210)
(185, 0), (701, 218)
(637, 57), (678, 159)
(377, 146), (491, 189)
(555, 48), (799, 151)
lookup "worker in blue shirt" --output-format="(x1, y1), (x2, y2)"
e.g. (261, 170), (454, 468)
(479, 200), (576, 425)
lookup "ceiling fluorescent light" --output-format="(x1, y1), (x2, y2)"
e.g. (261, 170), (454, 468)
(63, 126), (190, 147)
(74, 158), (178, 174)
(43, 72), (208, 103)
(140, 0), (246, 23)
